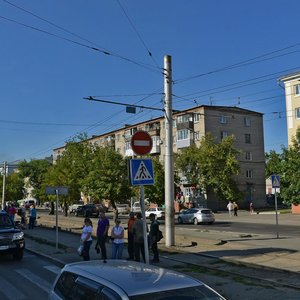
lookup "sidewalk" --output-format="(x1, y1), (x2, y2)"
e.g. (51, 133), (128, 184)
(24, 222), (300, 273)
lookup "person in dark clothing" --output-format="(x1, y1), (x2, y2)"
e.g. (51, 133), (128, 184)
(132, 212), (145, 263)
(126, 212), (135, 260)
(149, 213), (160, 263)
(96, 212), (109, 263)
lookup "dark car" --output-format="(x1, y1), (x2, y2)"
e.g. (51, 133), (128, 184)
(0, 210), (25, 260)
(75, 205), (99, 218)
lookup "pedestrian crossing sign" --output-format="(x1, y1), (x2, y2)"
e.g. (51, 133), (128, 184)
(130, 159), (154, 186)
(271, 175), (280, 188)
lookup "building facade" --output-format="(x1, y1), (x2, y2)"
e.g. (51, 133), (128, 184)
(280, 72), (300, 146)
(53, 105), (266, 210)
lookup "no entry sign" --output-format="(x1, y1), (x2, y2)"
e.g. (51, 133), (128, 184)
(131, 131), (153, 155)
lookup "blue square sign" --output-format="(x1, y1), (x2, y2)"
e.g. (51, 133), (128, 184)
(130, 159), (154, 186)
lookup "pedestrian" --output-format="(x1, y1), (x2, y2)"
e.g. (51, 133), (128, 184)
(28, 204), (37, 229)
(250, 202), (254, 215)
(111, 219), (124, 259)
(20, 204), (26, 225)
(227, 201), (234, 217)
(80, 218), (93, 261)
(126, 212), (135, 260)
(96, 211), (109, 263)
(233, 202), (238, 216)
(132, 212), (145, 263)
(8, 203), (17, 222)
(148, 213), (160, 263)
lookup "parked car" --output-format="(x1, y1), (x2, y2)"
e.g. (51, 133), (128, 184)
(0, 210), (25, 260)
(75, 204), (99, 218)
(145, 207), (165, 219)
(95, 204), (109, 213)
(68, 204), (82, 214)
(116, 204), (130, 214)
(132, 201), (150, 213)
(48, 260), (226, 300)
(178, 208), (215, 225)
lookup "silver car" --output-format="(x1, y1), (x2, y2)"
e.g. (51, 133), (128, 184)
(178, 208), (215, 225)
(49, 260), (225, 299)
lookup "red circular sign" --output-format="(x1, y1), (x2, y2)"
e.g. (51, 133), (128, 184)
(131, 131), (153, 155)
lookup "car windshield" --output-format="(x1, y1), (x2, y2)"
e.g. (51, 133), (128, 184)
(201, 210), (212, 214)
(129, 285), (223, 300)
(0, 214), (14, 228)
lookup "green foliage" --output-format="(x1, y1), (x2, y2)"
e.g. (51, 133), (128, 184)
(0, 172), (25, 202)
(175, 133), (241, 201)
(18, 159), (52, 202)
(265, 129), (300, 205)
(144, 157), (165, 206)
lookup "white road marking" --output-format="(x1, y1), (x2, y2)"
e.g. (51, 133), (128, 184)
(44, 265), (61, 274)
(0, 277), (26, 299)
(16, 268), (52, 294)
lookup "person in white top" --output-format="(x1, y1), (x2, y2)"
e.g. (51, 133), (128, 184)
(227, 201), (234, 217)
(111, 219), (124, 259)
(80, 218), (93, 261)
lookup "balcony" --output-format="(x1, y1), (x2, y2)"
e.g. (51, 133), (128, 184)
(176, 121), (194, 131)
(176, 138), (194, 149)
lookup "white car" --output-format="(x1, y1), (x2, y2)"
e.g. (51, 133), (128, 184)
(48, 260), (226, 300)
(116, 204), (130, 214)
(178, 208), (215, 225)
(145, 207), (165, 219)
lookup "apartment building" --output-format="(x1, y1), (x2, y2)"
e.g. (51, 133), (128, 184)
(279, 71), (300, 146)
(53, 105), (266, 210)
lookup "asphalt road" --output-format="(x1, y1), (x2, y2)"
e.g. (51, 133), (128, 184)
(37, 208), (300, 237)
(0, 251), (59, 300)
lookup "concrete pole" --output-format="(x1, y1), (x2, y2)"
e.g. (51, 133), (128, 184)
(164, 55), (175, 246)
(1, 161), (7, 210)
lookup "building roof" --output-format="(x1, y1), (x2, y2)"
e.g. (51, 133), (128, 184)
(53, 105), (262, 151)
(279, 70), (300, 82)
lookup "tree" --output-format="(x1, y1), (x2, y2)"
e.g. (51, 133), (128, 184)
(18, 159), (52, 202)
(0, 172), (25, 203)
(144, 157), (165, 206)
(280, 130), (300, 205)
(80, 146), (132, 209)
(175, 133), (241, 202)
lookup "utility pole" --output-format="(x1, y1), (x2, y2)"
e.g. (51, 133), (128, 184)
(1, 161), (7, 210)
(164, 55), (175, 246)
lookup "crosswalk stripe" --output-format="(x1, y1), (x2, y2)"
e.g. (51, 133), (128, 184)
(44, 265), (61, 274)
(16, 268), (52, 294)
(0, 277), (26, 300)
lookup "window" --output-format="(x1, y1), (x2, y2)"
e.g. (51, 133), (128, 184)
(295, 107), (300, 119)
(194, 131), (202, 141)
(177, 129), (189, 140)
(125, 141), (131, 150)
(244, 117), (251, 127)
(194, 113), (201, 122)
(245, 151), (252, 161)
(220, 115), (228, 124)
(177, 114), (192, 124)
(245, 133), (251, 144)
(246, 170), (253, 178)
(220, 131), (228, 140)
(294, 84), (300, 96)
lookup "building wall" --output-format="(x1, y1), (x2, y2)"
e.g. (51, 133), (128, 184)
(52, 105), (266, 210)
(281, 73), (300, 146)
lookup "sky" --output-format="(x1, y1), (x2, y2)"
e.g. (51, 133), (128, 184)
(0, 0), (299, 164)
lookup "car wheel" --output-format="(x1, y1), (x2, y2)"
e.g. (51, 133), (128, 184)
(193, 218), (198, 225)
(13, 249), (23, 260)
(178, 217), (183, 224)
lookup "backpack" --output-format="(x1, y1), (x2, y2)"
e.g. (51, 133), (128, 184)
(157, 230), (163, 242)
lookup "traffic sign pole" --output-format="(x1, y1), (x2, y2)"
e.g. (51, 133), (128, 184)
(275, 188), (279, 239)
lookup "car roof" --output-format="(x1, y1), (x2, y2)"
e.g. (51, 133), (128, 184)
(62, 260), (203, 296)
